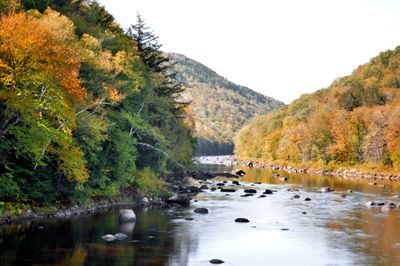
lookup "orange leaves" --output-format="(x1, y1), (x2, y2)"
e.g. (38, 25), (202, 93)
(0, 10), (86, 102)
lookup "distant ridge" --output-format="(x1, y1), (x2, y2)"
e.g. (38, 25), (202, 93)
(169, 53), (284, 155)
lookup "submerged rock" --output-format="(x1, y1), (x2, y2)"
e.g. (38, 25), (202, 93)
(119, 209), (136, 223)
(235, 218), (250, 223)
(194, 208), (209, 214)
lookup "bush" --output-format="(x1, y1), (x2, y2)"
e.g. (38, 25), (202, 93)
(135, 168), (171, 198)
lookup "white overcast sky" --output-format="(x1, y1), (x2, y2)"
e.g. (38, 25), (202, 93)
(98, 0), (400, 103)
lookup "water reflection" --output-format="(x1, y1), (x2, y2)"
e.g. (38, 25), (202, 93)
(1, 166), (400, 265)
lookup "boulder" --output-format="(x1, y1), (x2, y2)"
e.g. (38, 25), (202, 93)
(194, 208), (209, 214)
(210, 259), (225, 264)
(102, 234), (117, 242)
(165, 194), (191, 206)
(244, 189), (257, 194)
(235, 218), (250, 223)
(114, 233), (128, 240)
(304, 197), (311, 201)
(232, 181), (240, 185)
(220, 188), (236, 193)
(292, 195), (300, 199)
(200, 185), (209, 190)
(263, 189), (273, 194)
(119, 209), (136, 223)
(233, 169), (246, 176)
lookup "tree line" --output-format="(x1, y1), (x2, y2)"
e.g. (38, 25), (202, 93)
(0, 0), (195, 210)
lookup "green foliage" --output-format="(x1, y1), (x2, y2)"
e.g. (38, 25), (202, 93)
(0, 1), (195, 208)
(135, 168), (171, 198)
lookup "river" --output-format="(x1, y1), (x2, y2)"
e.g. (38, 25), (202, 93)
(1, 162), (400, 265)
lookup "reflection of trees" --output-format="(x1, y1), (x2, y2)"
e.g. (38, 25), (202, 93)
(167, 221), (200, 266)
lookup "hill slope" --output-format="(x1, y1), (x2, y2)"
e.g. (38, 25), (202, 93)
(169, 53), (284, 155)
(235, 46), (400, 172)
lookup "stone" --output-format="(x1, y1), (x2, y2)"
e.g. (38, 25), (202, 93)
(200, 185), (209, 189)
(280, 228), (289, 231)
(185, 217), (194, 221)
(165, 195), (191, 206)
(302, 212), (307, 215)
(235, 218), (250, 223)
(118, 209), (136, 223)
(233, 169), (246, 176)
(141, 197), (149, 205)
(114, 233), (128, 240)
(102, 234), (117, 242)
(292, 195), (300, 199)
(210, 188), (217, 191)
(194, 208), (209, 214)
(232, 181), (240, 185)
(258, 195), (266, 198)
(279, 177), (288, 181)
(210, 259), (225, 264)
(263, 189), (273, 194)
(216, 183), (225, 186)
(220, 188), (236, 193)
(319, 187), (334, 193)
(241, 193), (254, 197)
(304, 197), (311, 201)
(247, 162), (254, 168)
(244, 189), (257, 193)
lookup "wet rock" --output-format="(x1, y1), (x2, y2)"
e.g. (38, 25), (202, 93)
(280, 228), (289, 231)
(244, 189), (257, 194)
(141, 197), (149, 205)
(114, 233), (128, 240)
(102, 234), (117, 242)
(304, 197), (311, 201)
(339, 194), (347, 198)
(233, 169), (246, 176)
(319, 187), (334, 193)
(210, 188), (217, 191)
(258, 195), (266, 198)
(287, 188), (299, 192)
(279, 177), (288, 181)
(187, 186), (203, 193)
(232, 181), (240, 185)
(263, 189), (273, 194)
(210, 259), (225, 264)
(119, 209), (136, 223)
(220, 188), (236, 193)
(241, 193), (254, 197)
(292, 195), (300, 199)
(216, 183), (225, 186)
(247, 162), (254, 168)
(302, 212), (307, 215)
(223, 181), (228, 183)
(194, 208), (209, 214)
(235, 218), (250, 223)
(200, 185), (209, 190)
(185, 217), (194, 221)
(165, 194), (191, 207)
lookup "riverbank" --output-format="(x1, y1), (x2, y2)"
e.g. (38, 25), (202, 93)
(195, 155), (400, 181)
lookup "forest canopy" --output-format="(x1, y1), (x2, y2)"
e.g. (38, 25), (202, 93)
(0, 0), (195, 207)
(235, 46), (400, 172)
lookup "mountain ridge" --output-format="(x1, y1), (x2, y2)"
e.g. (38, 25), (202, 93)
(168, 52), (284, 155)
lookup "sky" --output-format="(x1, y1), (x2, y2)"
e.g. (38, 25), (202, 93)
(98, 0), (400, 103)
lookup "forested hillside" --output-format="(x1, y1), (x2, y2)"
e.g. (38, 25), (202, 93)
(169, 53), (284, 155)
(235, 46), (400, 172)
(0, 0), (195, 211)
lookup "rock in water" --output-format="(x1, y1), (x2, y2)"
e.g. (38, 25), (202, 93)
(304, 197), (311, 201)
(114, 233), (128, 240)
(210, 259), (225, 264)
(119, 209), (136, 223)
(244, 189), (257, 193)
(102, 234), (117, 242)
(194, 208), (209, 214)
(235, 218), (250, 223)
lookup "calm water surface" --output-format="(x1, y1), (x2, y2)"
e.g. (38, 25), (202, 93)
(1, 164), (400, 265)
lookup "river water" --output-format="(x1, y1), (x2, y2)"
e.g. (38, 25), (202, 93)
(1, 164), (400, 265)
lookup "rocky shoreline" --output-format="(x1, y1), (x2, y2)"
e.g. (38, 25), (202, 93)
(194, 155), (400, 181)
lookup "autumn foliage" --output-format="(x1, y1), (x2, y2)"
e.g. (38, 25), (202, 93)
(235, 46), (400, 172)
